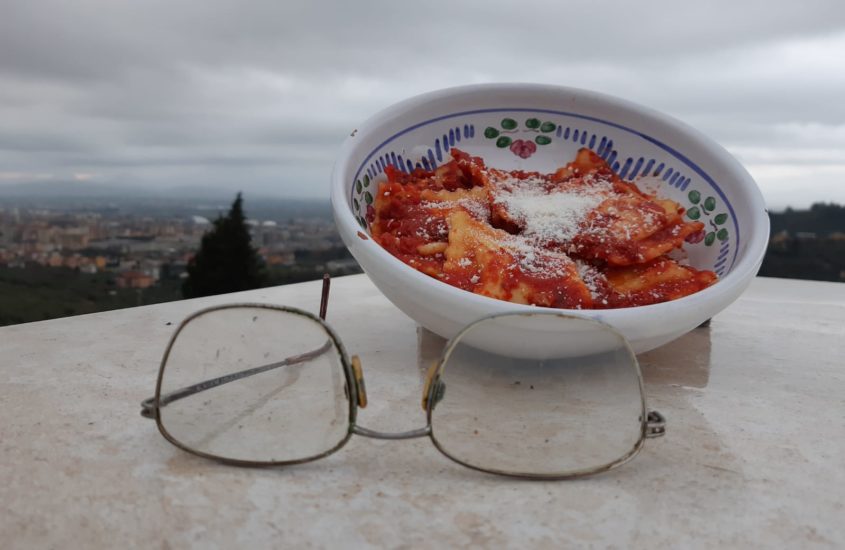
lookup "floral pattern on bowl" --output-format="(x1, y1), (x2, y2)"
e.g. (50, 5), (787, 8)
(349, 110), (738, 278)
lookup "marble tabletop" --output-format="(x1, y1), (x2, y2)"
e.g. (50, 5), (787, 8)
(1, 275), (844, 549)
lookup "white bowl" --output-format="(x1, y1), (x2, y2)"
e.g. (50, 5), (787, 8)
(331, 84), (769, 354)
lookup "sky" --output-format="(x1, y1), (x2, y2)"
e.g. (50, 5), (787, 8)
(1, 1), (844, 210)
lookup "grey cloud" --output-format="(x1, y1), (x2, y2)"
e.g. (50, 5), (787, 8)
(1, 0), (844, 206)
(5, 1), (843, 78)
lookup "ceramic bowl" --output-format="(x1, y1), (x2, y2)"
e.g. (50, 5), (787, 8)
(330, 84), (769, 354)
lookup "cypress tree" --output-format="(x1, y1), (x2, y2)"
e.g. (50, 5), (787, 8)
(182, 193), (266, 298)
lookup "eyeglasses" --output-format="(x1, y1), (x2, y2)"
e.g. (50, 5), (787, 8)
(141, 276), (665, 480)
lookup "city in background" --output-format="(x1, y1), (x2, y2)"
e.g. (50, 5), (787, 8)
(0, 188), (842, 327)
(0, 193), (360, 325)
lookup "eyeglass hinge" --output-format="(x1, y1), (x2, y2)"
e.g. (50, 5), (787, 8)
(645, 410), (666, 438)
(350, 355), (368, 408)
(140, 397), (156, 419)
(421, 360), (442, 411)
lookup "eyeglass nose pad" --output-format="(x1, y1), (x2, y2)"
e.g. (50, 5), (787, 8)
(421, 360), (445, 411)
(350, 355), (368, 408)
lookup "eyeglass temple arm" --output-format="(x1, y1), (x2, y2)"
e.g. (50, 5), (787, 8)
(141, 275), (334, 419)
(319, 273), (330, 320)
(140, 340), (334, 418)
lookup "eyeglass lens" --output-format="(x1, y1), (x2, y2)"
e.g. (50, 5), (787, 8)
(429, 314), (645, 477)
(157, 307), (350, 463)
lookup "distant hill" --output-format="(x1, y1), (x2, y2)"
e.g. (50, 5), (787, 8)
(0, 183), (332, 221)
(760, 202), (845, 283)
(0, 180), (273, 200)
(0, 180), (149, 198)
(769, 203), (845, 237)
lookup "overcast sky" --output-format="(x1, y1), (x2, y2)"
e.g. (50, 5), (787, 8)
(1, 1), (844, 209)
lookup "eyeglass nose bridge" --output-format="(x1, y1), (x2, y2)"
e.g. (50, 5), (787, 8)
(349, 358), (438, 441)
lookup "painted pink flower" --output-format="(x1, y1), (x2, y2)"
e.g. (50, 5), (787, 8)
(685, 229), (705, 244)
(510, 139), (537, 159)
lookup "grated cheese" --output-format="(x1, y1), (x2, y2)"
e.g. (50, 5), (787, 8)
(492, 173), (612, 245)
(576, 260), (607, 300)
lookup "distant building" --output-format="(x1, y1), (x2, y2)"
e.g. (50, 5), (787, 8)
(57, 227), (90, 250)
(264, 252), (296, 266)
(770, 230), (790, 243)
(47, 253), (63, 267)
(116, 271), (154, 289)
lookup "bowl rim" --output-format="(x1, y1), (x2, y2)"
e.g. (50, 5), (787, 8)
(331, 83), (770, 320)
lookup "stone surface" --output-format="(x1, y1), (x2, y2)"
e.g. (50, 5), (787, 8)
(1, 275), (844, 548)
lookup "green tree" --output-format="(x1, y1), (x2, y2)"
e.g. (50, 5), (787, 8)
(182, 193), (267, 298)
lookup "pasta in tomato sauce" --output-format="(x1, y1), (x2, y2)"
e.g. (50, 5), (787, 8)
(370, 147), (716, 309)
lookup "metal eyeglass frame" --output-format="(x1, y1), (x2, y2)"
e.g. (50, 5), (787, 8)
(141, 275), (666, 480)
